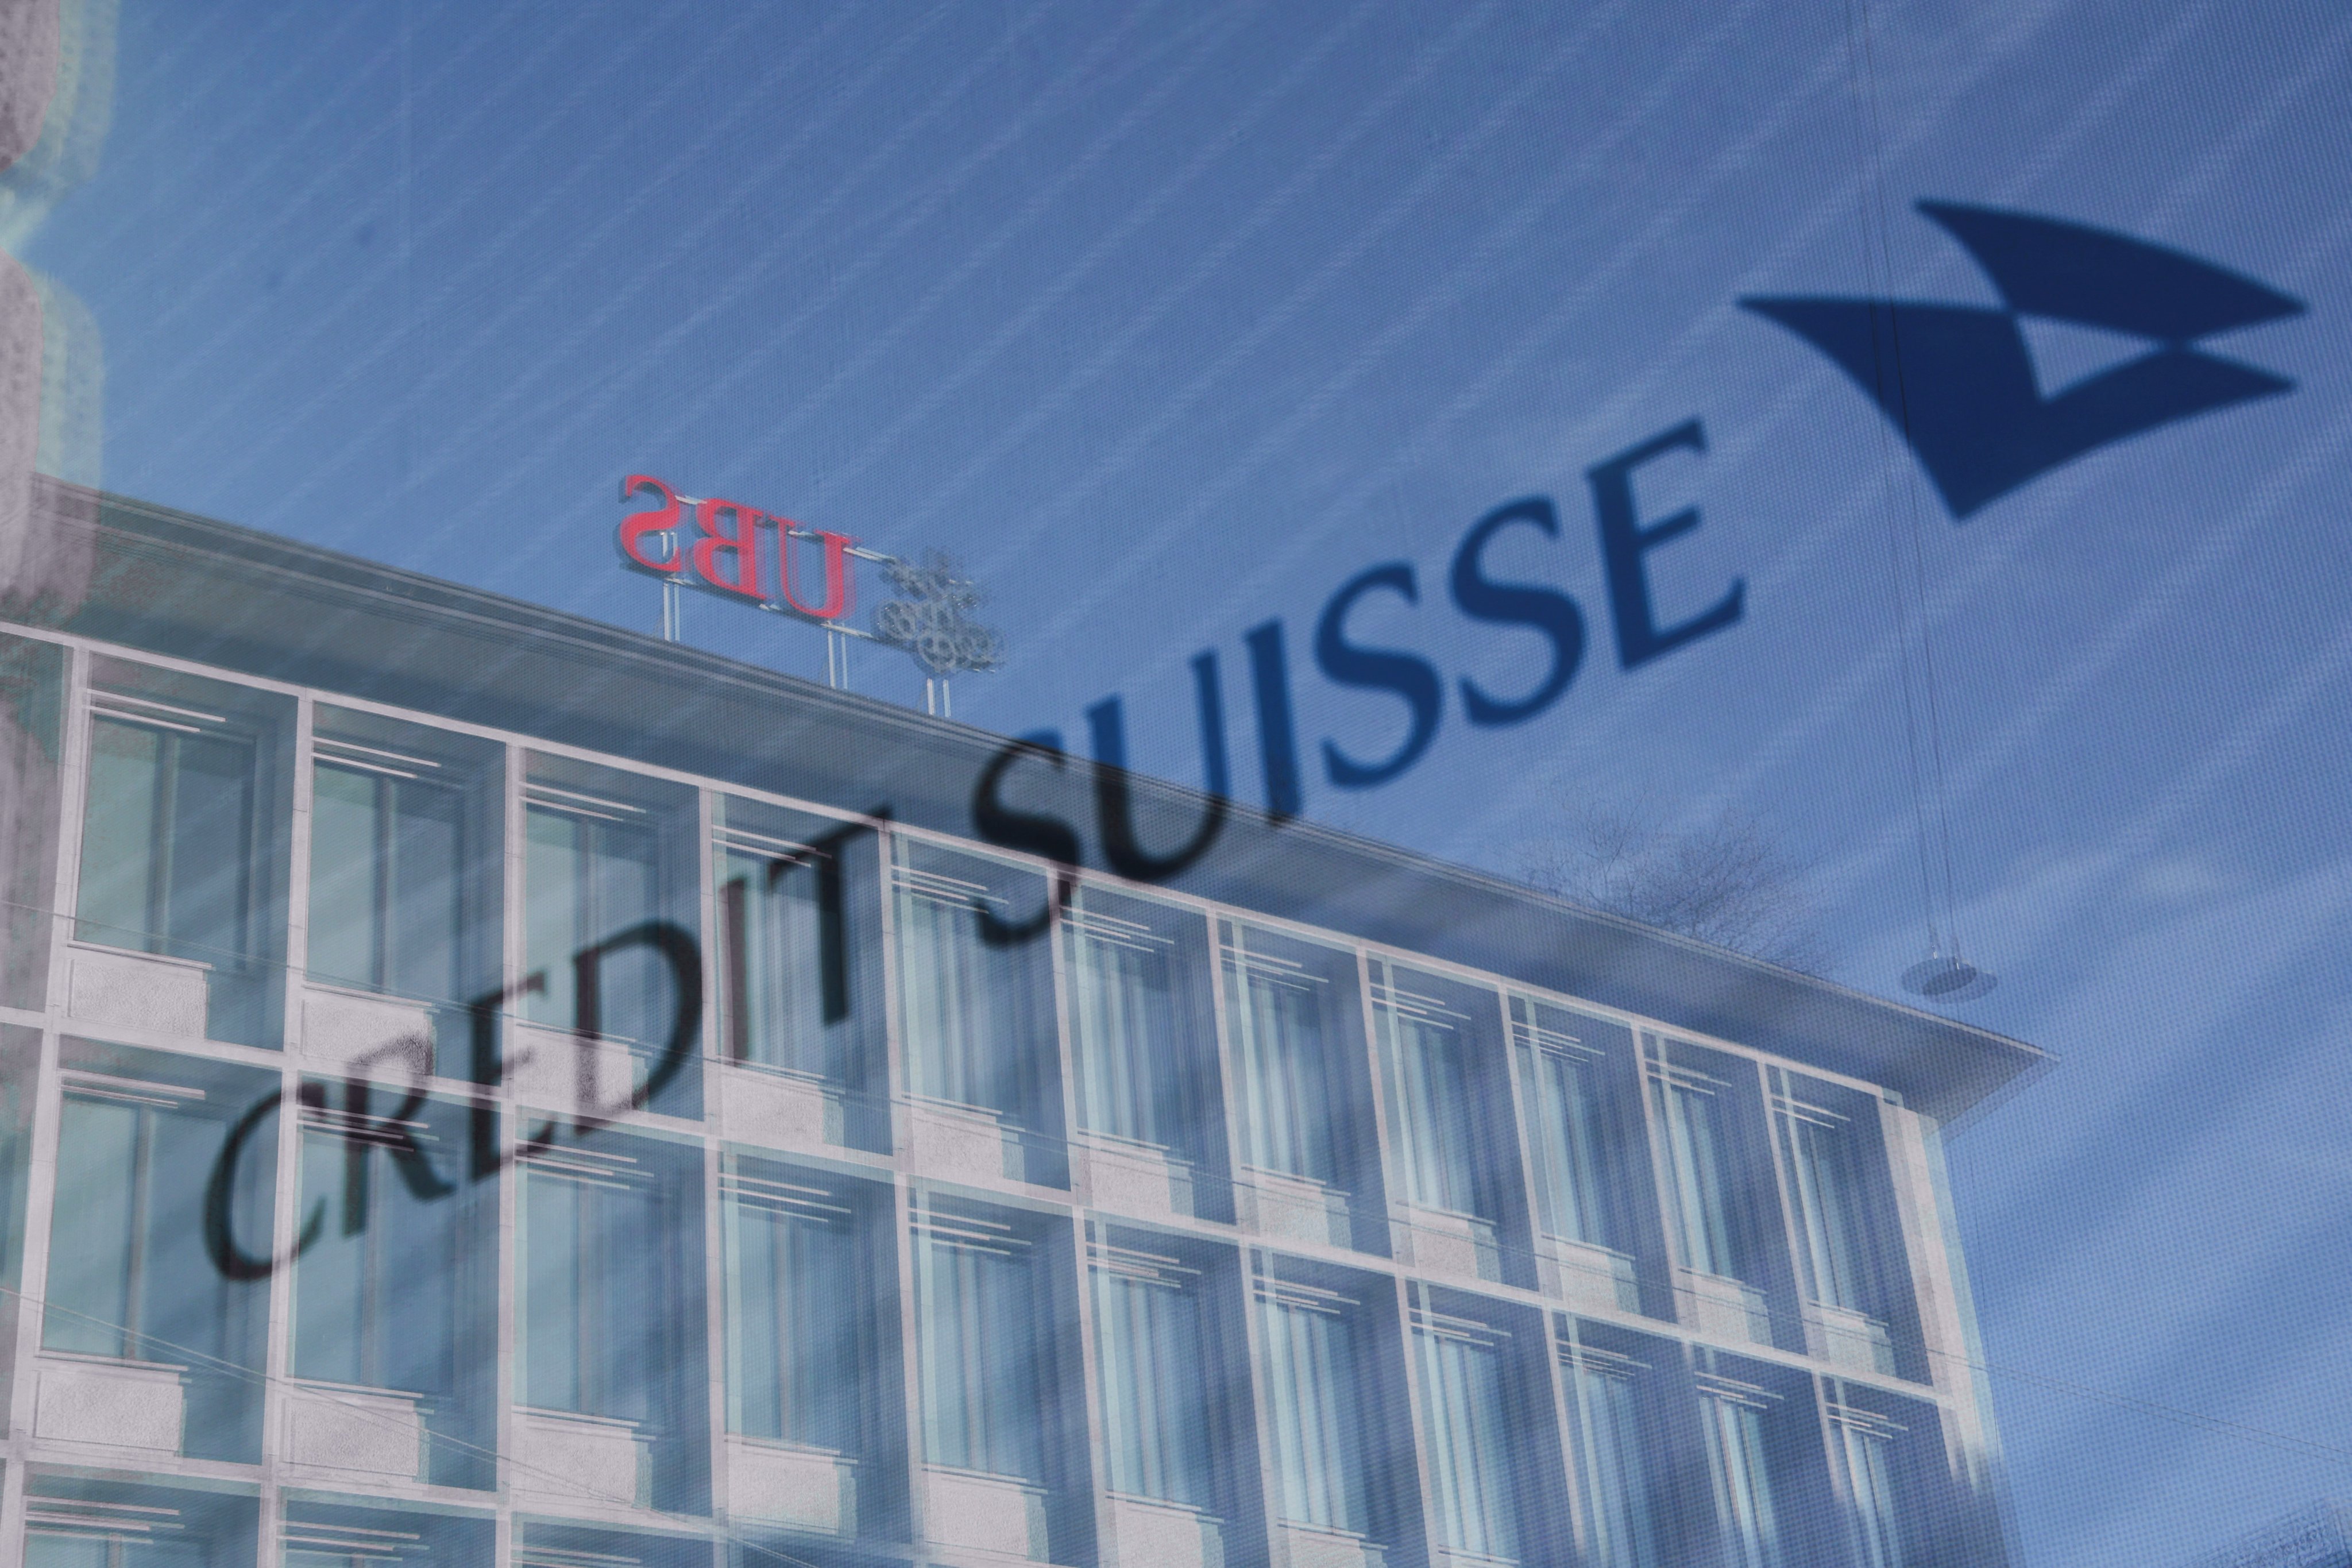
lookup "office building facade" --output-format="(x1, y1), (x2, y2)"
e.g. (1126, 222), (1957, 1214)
(0, 484), (2042, 1567)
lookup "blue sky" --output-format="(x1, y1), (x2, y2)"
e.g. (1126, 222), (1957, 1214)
(20, 1), (2352, 1561)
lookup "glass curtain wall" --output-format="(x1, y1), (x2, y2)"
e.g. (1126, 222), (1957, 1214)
(1516, 999), (1616, 1249)
(43, 1051), (276, 1463)
(520, 1148), (666, 1428)
(1649, 1051), (1762, 1293)
(1373, 966), (1480, 1218)
(893, 843), (1055, 1130)
(1830, 1395), (1912, 1568)
(723, 1160), (866, 1454)
(76, 707), (255, 968)
(913, 1198), (1050, 1482)
(307, 740), (465, 1003)
(291, 1088), (493, 1488)
(1065, 897), (1188, 1154)
(1256, 1276), (1373, 1538)
(1698, 1374), (1787, 1568)
(1089, 1234), (1216, 1509)
(1560, 1337), (1667, 1568)
(716, 812), (838, 1079)
(523, 786), (663, 1045)
(1223, 927), (1347, 1190)
(1411, 1305), (1520, 1562)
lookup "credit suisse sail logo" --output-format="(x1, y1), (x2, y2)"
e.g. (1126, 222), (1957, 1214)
(1745, 200), (2306, 517)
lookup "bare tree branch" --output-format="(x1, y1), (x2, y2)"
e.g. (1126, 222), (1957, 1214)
(1519, 797), (1832, 975)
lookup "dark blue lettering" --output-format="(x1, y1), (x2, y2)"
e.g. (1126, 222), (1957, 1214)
(1449, 496), (1586, 727)
(1088, 651), (1229, 882)
(1244, 620), (1303, 823)
(970, 731), (1080, 945)
(1315, 562), (1442, 790)
(1588, 419), (1743, 670)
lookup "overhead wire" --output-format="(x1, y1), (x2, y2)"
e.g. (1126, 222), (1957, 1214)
(1839, 0), (1972, 967)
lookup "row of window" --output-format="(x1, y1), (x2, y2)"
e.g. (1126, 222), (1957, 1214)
(41, 660), (1930, 1379)
(17, 1038), (1971, 1567)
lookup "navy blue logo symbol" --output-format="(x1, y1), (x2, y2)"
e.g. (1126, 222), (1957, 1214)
(1743, 202), (2304, 517)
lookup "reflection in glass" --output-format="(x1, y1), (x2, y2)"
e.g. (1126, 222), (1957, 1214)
(1700, 1381), (1786, 1568)
(1653, 1064), (1747, 1281)
(522, 1154), (662, 1424)
(1226, 933), (1343, 1186)
(47, 1089), (257, 1368)
(308, 756), (463, 1001)
(717, 827), (837, 1077)
(725, 1166), (862, 1451)
(1377, 974), (1480, 1215)
(1258, 1280), (1369, 1534)
(76, 715), (254, 964)
(1835, 1406), (1910, 1568)
(1066, 905), (1183, 1150)
(1090, 1239), (1214, 1508)
(1779, 1096), (1870, 1313)
(895, 855), (1044, 1121)
(524, 797), (661, 1041)
(1562, 1342), (1664, 1568)
(914, 1203), (1046, 1480)
(1517, 999), (1614, 1247)
(1413, 1311), (1518, 1561)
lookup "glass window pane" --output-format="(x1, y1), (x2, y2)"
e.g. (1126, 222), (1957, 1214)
(76, 717), (165, 949)
(1565, 1349), (1665, 1568)
(523, 806), (581, 1028)
(1655, 1071), (1746, 1281)
(307, 762), (380, 988)
(78, 716), (259, 968)
(292, 1127), (367, 1386)
(385, 775), (465, 1002)
(893, 847), (1053, 1131)
(1841, 1422), (1907, 1568)
(1415, 1322), (1518, 1559)
(45, 1095), (142, 1355)
(164, 730), (256, 960)
(1068, 915), (1180, 1149)
(291, 1107), (465, 1399)
(1702, 1391), (1785, 1568)
(528, 805), (662, 1037)
(1226, 937), (1343, 1186)
(1382, 995), (1477, 1214)
(719, 843), (831, 1076)
(1090, 1249), (1212, 1507)
(726, 1179), (861, 1451)
(1258, 1288), (1368, 1534)
(523, 1165), (586, 1413)
(915, 1209), (1044, 1480)
(523, 1161), (658, 1424)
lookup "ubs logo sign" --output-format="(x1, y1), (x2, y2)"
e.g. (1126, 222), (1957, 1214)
(616, 473), (855, 620)
(1743, 200), (2306, 516)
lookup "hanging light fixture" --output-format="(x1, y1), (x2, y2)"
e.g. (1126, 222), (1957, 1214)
(1901, 951), (1996, 1002)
